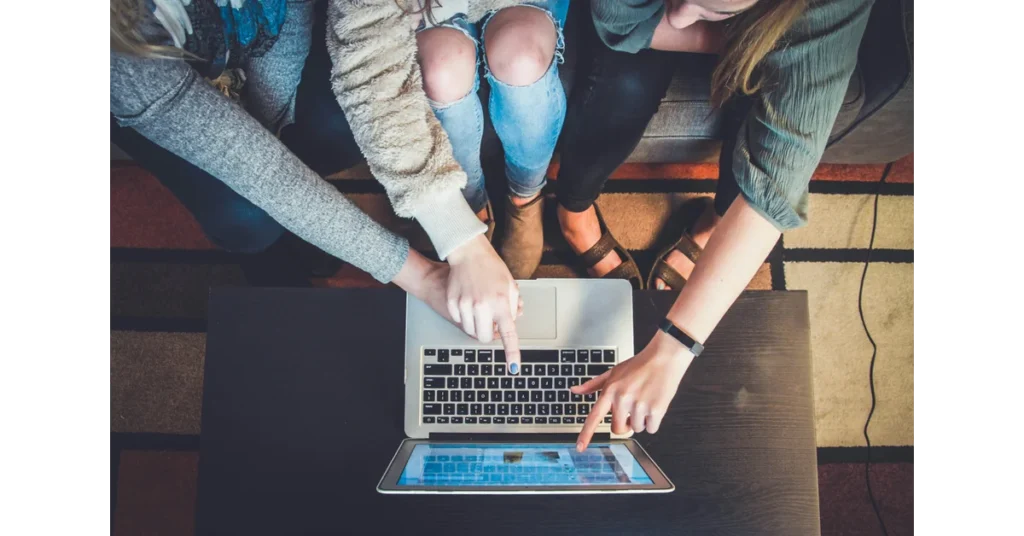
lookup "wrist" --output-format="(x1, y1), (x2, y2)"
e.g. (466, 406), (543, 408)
(392, 250), (434, 296)
(446, 234), (489, 265)
(650, 330), (696, 364)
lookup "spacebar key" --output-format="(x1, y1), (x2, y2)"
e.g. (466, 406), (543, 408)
(520, 350), (559, 363)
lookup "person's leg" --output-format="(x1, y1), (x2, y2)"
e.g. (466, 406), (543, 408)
(416, 19), (490, 219)
(480, 0), (568, 277)
(555, 23), (677, 277)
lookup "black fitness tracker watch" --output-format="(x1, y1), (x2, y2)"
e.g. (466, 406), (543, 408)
(658, 318), (704, 357)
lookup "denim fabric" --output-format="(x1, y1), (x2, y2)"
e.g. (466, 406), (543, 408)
(421, 0), (569, 213)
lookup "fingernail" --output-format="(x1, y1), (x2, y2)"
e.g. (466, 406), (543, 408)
(656, 281), (664, 290)
(509, 363), (519, 375)
(576, 441), (584, 452)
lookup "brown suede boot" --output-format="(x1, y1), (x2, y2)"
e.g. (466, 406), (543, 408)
(498, 194), (545, 279)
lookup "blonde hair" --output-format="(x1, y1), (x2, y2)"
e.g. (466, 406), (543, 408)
(711, 0), (807, 107)
(110, 0), (190, 59)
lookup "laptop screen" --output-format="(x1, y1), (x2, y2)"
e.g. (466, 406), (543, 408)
(396, 443), (654, 487)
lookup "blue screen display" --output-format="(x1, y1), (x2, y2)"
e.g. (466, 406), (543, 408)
(397, 443), (653, 487)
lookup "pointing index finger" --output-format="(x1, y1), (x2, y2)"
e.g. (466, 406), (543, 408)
(496, 312), (521, 374)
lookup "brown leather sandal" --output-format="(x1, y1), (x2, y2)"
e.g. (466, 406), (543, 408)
(647, 197), (712, 290)
(577, 203), (644, 289)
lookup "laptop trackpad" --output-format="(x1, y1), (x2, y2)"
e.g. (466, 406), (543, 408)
(516, 286), (557, 339)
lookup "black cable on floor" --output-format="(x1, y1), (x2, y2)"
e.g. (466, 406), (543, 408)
(859, 162), (893, 536)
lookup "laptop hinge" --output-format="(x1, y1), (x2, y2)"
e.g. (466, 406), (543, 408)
(429, 432), (613, 442)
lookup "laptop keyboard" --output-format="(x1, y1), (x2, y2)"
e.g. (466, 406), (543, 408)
(420, 450), (632, 485)
(420, 348), (616, 426)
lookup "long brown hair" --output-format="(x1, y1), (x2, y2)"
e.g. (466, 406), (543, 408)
(711, 0), (806, 107)
(110, 0), (191, 59)
(396, 0), (442, 26)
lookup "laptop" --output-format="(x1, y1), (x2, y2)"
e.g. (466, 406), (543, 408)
(377, 279), (674, 494)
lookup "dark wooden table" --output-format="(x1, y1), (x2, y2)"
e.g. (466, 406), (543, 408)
(196, 288), (818, 535)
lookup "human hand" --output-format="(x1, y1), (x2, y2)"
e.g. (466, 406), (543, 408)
(445, 235), (524, 373)
(572, 331), (694, 451)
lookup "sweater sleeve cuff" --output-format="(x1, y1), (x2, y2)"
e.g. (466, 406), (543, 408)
(412, 189), (487, 260)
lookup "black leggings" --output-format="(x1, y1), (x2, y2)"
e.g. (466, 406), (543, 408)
(555, 17), (748, 217)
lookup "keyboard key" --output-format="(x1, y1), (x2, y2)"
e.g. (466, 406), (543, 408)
(477, 390), (488, 400)
(447, 378), (458, 389)
(437, 391), (448, 402)
(491, 392), (502, 402)
(568, 378), (580, 388)
(577, 351), (589, 363)
(424, 391), (435, 401)
(535, 417), (547, 424)
(578, 404), (589, 415)
(424, 349), (436, 357)
(478, 350), (493, 363)
(538, 405), (550, 415)
(495, 364), (506, 376)
(452, 417), (463, 424)
(561, 350), (575, 363)
(494, 417), (506, 424)
(541, 378), (553, 389)
(443, 404), (455, 415)
(500, 391), (512, 402)
(461, 378), (472, 389)
(501, 378), (513, 389)
(565, 404), (576, 415)
(522, 417), (533, 424)
(498, 404), (510, 415)
(547, 365), (559, 376)
(471, 403), (482, 415)
(474, 378), (486, 389)
(555, 378), (567, 389)
(558, 391), (569, 402)
(585, 393), (596, 402)
(464, 391), (475, 402)
(518, 364), (529, 376)
(574, 364), (587, 376)
(457, 404), (468, 415)
(488, 378), (499, 389)
(424, 364), (451, 376)
(544, 391), (556, 402)
(451, 391), (461, 402)
(484, 404), (496, 415)
(481, 365), (492, 376)
(480, 417), (492, 424)
(561, 365), (573, 376)
(495, 350), (506, 362)
(455, 364), (467, 375)
(549, 417), (561, 424)
(438, 349), (450, 362)
(528, 378), (539, 389)
(588, 365), (612, 376)
(437, 417), (449, 424)
(591, 350), (602, 362)
(424, 377), (444, 389)
(604, 415), (613, 423)
(512, 378), (524, 389)
(468, 365), (479, 376)
(517, 391), (529, 402)
(464, 350), (476, 362)
(552, 404), (563, 415)
(511, 404), (523, 415)
(508, 417), (520, 424)
(521, 350), (558, 363)
(531, 391), (543, 402)
(423, 416), (435, 423)
(525, 404), (537, 415)
(576, 417), (587, 424)
(603, 350), (616, 363)
(466, 417), (477, 424)
(423, 404), (441, 415)
(451, 349), (463, 357)
(572, 392), (582, 402)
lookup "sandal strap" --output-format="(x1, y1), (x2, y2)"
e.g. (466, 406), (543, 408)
(578, 232), (619, 270)
(604, 257), (642, 283)
(673, 233), (703, 264)
(651, 260), (689, 290)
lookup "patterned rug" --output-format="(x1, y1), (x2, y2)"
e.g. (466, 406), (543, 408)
(110, 155), (914, 534)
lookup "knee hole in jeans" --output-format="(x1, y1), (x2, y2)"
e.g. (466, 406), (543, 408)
(417, 27), (478, 105)
(484, 7), (556, 87)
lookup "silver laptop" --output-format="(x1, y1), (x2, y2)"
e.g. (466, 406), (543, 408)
(378, 279), (674, 494)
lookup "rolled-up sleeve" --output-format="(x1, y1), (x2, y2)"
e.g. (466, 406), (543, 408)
(731, 0), (873, 230)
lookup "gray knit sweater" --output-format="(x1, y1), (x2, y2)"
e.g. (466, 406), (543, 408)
(111, 1), (531, 283)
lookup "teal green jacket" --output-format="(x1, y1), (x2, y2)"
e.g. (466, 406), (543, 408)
(592, 0), (874, 230)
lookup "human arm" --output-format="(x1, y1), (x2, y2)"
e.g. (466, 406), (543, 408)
(574, 0), (875, 448)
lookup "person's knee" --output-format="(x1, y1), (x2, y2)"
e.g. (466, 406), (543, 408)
(204, 200), (284, 254)
(417, 28), (477, 105)
(484, 7), (556, 87)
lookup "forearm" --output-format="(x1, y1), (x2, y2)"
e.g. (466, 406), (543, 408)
(325, 0), (484, 259)
(649, 18), (724, 54)
(665, 196), (780, 344)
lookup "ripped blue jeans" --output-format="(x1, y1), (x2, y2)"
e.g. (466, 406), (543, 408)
(420, 0), (569, 213)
